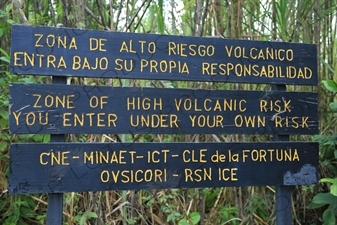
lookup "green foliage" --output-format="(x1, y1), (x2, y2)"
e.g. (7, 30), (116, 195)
(2, 195), (46, 225)
(322, 80), (337, 93)
(272, 0), (289, 39)
(178, 212), (200, 225)
(155, 0), (165, 34)
(320, 178), (337, 196)
(0, 43), (50, 224)
(0, 4), (13, 38)
(74, 211), (98, 225)
(205, 188), (221, 208)
(308, 193), (337, 225)
(219, 206), (240, 224)
(309, 79), (337, 224)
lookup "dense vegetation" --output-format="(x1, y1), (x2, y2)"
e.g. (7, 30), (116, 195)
(0, 0), (337, 224)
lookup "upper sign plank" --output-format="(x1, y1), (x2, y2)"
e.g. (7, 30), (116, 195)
(9, 83), (318, 135)
(10, 25), (317, 85)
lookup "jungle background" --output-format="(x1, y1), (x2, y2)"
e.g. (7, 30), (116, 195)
(0, 0), (337, 224)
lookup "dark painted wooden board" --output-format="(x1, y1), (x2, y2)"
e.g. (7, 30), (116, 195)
(10, 25), (317, 85)
(9, 83), (318, 135)
(9, 142), (318, 194)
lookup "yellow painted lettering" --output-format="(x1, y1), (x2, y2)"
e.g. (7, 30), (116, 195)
(40, 152), (50, 165)
(34, 34), (43, 47)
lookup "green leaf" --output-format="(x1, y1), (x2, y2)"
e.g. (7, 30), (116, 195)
(167, 215), (174, 222)
(0, 9), (6, 18)
(322, 208), (336, 225)
(322, 80), (337, 93)
(20, 76), (37, 84)
(189, 212), (200, 225)
(74, 214), (81, 221)
(174, 212), (181, 217)
(310, 193), (337, 207)
(320, 178), (337, 196)
(4, 208), (20, 224)
(331, 184), (337, 197)
(329, 102), (337, 111)
(0, 56), (9, 63)
(0, 118), (8, 129)
(320, 178), (337, 184)
(178, 219), (190, 225)
(3, 222), (16, 225)
(2, 99), (9, 107)
(6, 19), (15, 24)
(33, 134), (43, 142)
(154, 0), (164, 34)
(79, 214), (86, 225)
(0, 48), (9, 58)
(0, 142), (8, 152)
(318, 54), (337, 76)
(0, 109), (8, 118)
(87, 212), (98, 219)
(5, 3), (12, 13)
(43, 134), (50, 143)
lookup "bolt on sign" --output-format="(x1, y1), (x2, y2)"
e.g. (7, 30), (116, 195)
(8, 25), (319, 195)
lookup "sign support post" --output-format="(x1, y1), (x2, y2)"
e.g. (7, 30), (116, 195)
(46, 76), (66, 225)
(273, 83), (292, 224)
(276, 185), (292, 224)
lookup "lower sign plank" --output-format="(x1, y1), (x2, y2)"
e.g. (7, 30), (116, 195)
(9, 83), (318, 135)
(10, 142), (318, 194)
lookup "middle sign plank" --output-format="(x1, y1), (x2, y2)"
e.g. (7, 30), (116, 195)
(9, 83), (318, 135)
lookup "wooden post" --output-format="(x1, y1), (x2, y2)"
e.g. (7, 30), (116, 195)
(273, 84), (292, 225)
(46, 76), (66, 225)
(276, 185), (292, 224)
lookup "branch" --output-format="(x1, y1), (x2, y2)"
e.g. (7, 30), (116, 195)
(12, 0), (29, 25)
(84, 5), (110, 30)
(125, 0), (151, 32)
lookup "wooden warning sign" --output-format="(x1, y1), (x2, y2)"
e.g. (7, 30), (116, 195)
(8, 25), (319, 225)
